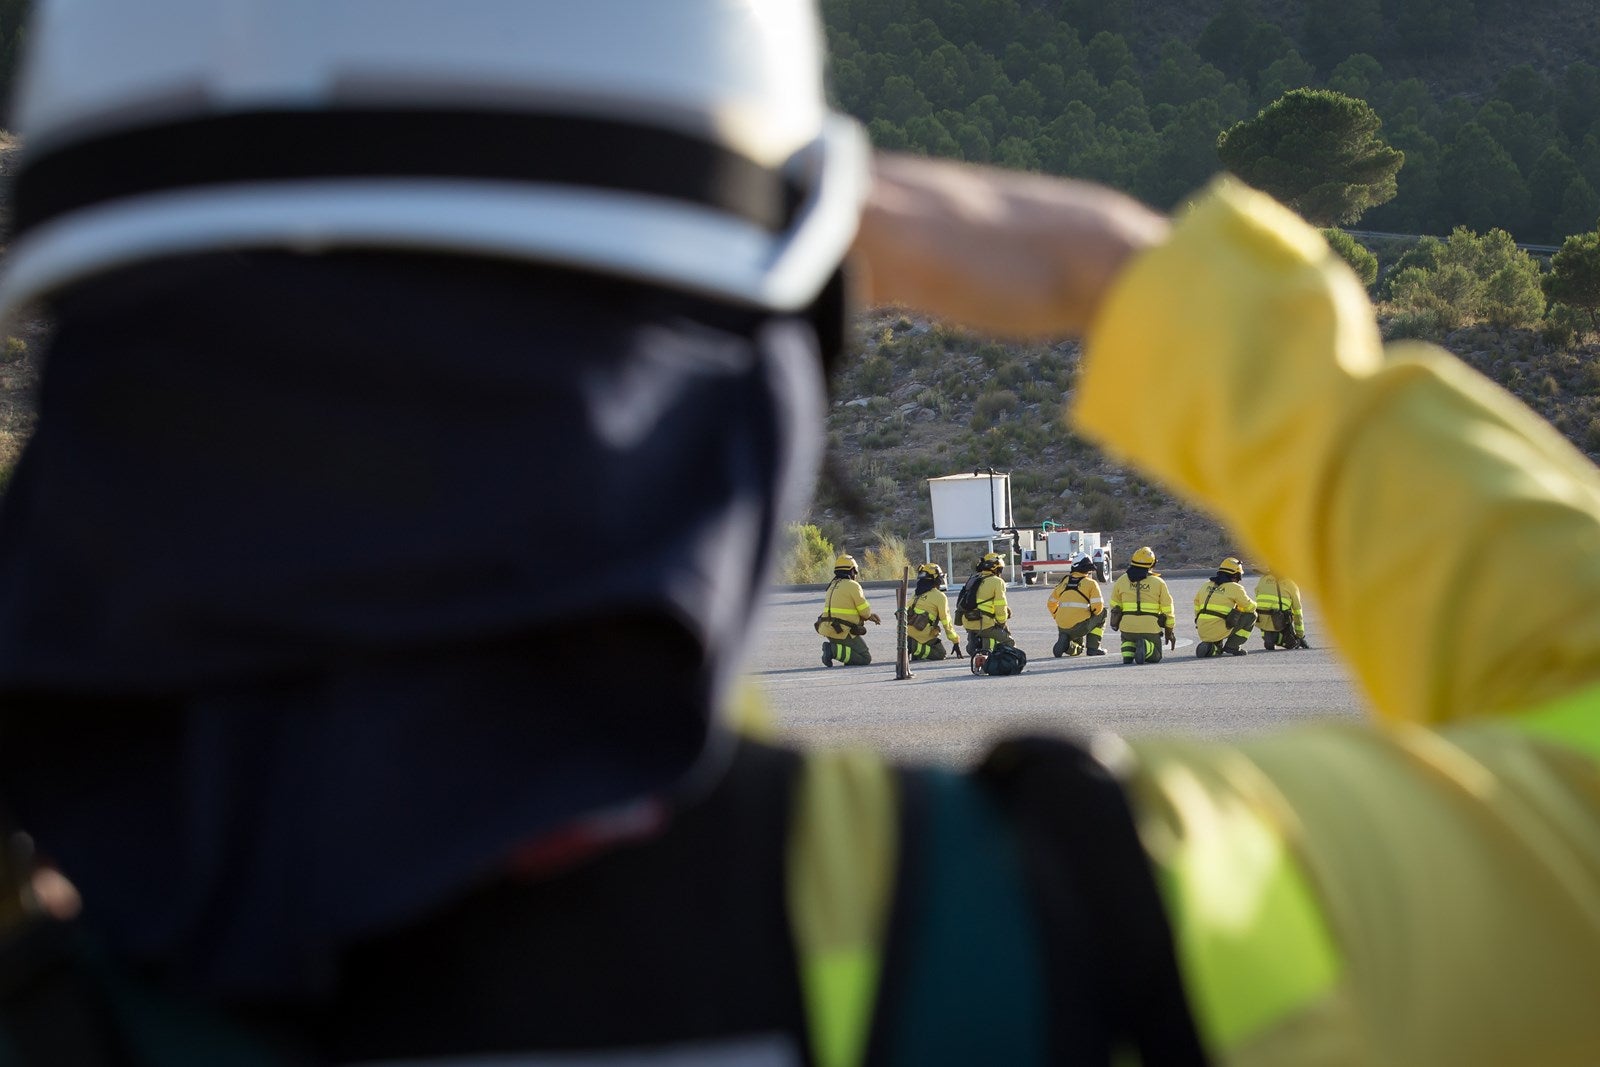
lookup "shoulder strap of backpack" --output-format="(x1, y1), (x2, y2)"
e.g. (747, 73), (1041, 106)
(975, 738), (1207, 1065)
(788, 752), (1050, 1067)
(1197, 583), (1227, 620)
(958, 576), (979, 614)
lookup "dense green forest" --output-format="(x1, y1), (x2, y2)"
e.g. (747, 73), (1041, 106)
(0, 0), (1590, 245)
(821, 0), (1600, 244)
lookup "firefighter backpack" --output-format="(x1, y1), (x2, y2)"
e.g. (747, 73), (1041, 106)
(955, 573), (984, 625)
(981, 644), (1028, 676)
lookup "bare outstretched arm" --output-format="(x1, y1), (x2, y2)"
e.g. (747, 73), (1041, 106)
(851, 153), (1169, 339)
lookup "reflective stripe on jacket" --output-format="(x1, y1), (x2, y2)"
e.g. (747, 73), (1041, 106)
(820, 578), (872, 622)
(1192, 580), (1253, 643)
(817, 578), (872, 639)
(1110, 573), (1174, 633)
(1048, 575), (1103, 628)
(1253, 574), (1304, 633)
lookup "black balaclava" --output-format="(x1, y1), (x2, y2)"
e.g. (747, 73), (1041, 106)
(914, 575), (938, 595)
(1125, 565), (1150, 582)
(0, 250), (825, 997)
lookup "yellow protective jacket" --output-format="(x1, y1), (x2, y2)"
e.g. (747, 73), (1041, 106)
(1109, 572), (1173, 634)
(960, 573), (1011, 632)
(1047, 574), (1103, 629)
(1253, 573), (1304, 634)
(1073, 178), (1600, 1066)
(1192, 579), (1254, 643)
(906, 587), (960, 645)
(815, 578), (873, 641)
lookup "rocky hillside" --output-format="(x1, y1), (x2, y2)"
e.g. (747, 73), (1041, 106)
(812, 305), (1600, 570)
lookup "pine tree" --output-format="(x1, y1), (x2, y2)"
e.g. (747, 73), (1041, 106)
(1546, 232), (1600, 332)
(1217, 89), (1404, 225)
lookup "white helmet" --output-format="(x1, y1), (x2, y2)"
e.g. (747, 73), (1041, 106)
(0, 0), (870, 324)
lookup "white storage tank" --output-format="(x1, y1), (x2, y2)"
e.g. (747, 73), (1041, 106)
(928, 472), (1012, 539)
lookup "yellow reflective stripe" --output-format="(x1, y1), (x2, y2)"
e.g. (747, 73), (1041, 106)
(788, 751), (898, 1067)
(1153, 764), (1341, 1053)
(1513, 681), (1600, 762)
(826, 605), (866, 618)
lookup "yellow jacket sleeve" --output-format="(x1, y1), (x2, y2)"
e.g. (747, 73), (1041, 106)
(1074, 179), (1600, 1065)
(935, 589), (960, 640)
(974, 574), (1010, 622)
(1046, 578), (1067, 616)
(1075, 177), (1600, 726)
(848, 582), (873, 621)
(821, 580), (872, 623)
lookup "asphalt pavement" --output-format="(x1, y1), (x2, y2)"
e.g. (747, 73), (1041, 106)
(748, 577), (1364, 766)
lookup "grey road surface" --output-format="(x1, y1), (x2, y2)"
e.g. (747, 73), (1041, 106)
(749, 577), (1364, 766)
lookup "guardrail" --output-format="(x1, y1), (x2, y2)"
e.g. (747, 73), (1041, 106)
(1341, 228), (1561, 256)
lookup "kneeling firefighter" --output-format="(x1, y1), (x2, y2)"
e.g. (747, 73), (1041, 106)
(1109, 546), (1175, 664)
(906, 562), (961, 660)
(1048, 555), (1106, 657)
(1193, 556), (1255, 657)
(816, 554), (881, 666)
(957, 552), (1016, 653)
(1255, 567), (1311, 649)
